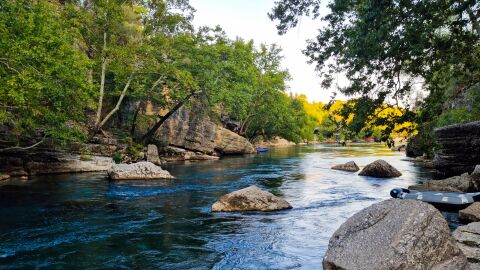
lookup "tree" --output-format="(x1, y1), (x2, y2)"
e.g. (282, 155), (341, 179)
(270, 0), (480, 141)
(0, 0), (93, 148)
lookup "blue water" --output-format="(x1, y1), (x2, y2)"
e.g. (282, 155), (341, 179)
(0, 144), (443, 269)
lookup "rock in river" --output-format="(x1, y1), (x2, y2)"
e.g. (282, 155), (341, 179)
(108, 161), (174, 180)
(460, 202), (480, 223)
(331, 161), (359, 172)
(211, 186), (292, 212)
(358, 159), (402, 178)
(409, 172), (480, 193)
(323, 199), (468, 270)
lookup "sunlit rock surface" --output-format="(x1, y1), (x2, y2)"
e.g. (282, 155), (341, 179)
(108, 161), (174, 180)
(212, 186), (292, 212)
(331, 161), (360, 172)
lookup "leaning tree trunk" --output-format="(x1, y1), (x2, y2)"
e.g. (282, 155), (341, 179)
(140, 90), (200, 144)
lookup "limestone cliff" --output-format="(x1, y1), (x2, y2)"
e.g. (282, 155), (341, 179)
(155, 106), (255, 155)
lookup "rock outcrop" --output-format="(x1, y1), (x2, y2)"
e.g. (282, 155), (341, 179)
(323, 199), (468, 270)
(211, 186), (292, 212)
(453, 222), (480, 267)
(331, 161), (360, 172)
(409, 172), (480, 193)
(358, 159), (402, 178)
(156, 106), (255, 156)
(214, 127), (255, 154)
(460, 202), (480, 222)
(108, 161), (174, 180)
(0, 174), (10, 181)
(434, 121), (480, 177)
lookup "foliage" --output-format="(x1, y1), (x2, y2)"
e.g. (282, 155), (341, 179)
(0, 0), (94, 144)
(270, 0), (480, 144)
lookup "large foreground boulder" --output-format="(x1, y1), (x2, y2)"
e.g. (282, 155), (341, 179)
(358, 159), (402, 178)
(409, 172), (480, 193)
(211, 186), (292, 212)
(108, 161), (174, 180)
(453, 222), (480, 268)
(460, 202), (480, 223)
(323, 199), (468, 270)
(331, 161), (360, 172)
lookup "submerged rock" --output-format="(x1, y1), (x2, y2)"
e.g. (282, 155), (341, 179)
(409, 173), (480, 193)
(453, 222), (480, 268)
(323, 199), (468, 270)
(460, 202), (480, 223)
(211, 186), (292, 212)
(331, 161), (359, 172)
(108, 161), (174, 180)
(358, 159), (402, 178)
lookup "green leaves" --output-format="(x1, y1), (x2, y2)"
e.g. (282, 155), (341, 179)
(0, 0), (93, 143)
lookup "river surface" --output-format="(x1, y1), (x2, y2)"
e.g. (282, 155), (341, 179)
(0, 144), (459, 269)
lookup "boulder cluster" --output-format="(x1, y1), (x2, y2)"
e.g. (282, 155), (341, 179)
(331, 159), (402, 178)
(324, 163), (480, 269)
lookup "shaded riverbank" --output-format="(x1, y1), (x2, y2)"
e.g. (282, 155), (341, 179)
(0, 144), (453, 269)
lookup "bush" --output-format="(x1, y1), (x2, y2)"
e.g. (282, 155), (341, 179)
(112, 152), (122, 164)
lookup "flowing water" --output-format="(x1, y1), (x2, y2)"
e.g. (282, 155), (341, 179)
(0, 144), (458, 269)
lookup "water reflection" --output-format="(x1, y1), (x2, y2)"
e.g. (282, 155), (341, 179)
(0, 144), (446, 269)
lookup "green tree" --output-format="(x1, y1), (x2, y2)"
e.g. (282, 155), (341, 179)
(0, 0), (93, 149)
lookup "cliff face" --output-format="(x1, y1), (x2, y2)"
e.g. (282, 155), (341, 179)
(155, 106), (255, 155)
(433, 121), (480, 177)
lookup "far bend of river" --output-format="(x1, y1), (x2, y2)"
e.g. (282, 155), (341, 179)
(0, 144), (459, 269)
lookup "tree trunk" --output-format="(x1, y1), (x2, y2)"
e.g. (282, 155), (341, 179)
(140, 90), (200, 144)
(466, 7), (480, 36)
(94, 31), (107, 127)
(92, 74), (134, 135)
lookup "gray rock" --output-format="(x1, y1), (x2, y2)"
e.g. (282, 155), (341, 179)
(323, 199), (468, 270)
(409, 173), (480, 193)
(108, 161), (174, 180)
(211, 186), (292, 212)
(433, 121), (480, 177)
(358, 159), (402, 178)
(156, 105), (255, 155)
(460, 202), (480, 223)
(0, 174), (10, 181)
(27, 155), (114, 175)
(146, 144), (161, 165)
(158, 146), (219, 162)
(472, 165), (480, 176)
(214, 127), (255, 154)
(453, 222), (480, 265)
(331, 161), (360, 172)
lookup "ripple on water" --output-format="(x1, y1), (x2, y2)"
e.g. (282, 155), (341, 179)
(0, 144), (445, 269)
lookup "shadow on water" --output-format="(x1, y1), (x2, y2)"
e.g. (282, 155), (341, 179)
(0, 143), (458, 269)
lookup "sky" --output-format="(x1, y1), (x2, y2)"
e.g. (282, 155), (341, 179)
(189, 0), (346, 103)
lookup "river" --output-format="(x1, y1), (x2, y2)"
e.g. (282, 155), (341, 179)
(0, 144), (458, 269)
